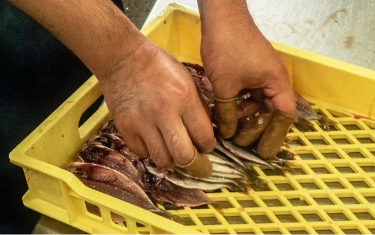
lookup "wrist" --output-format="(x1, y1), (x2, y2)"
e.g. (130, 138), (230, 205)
(198, 0), (251, 26)
(98, 40), (159, 92)
(198, 0), (257, 43)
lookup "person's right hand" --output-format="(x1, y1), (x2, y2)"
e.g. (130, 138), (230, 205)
(198, 0), (296, 159)
(99, 41), (216, 175)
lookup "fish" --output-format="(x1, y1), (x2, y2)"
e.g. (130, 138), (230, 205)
(174, 167), (243, 188)
(222, 141), (274, 169)
(294, 92), (321, 120)
(79, 143), (147, 190)
(65, 162), (167, 215)
(143, 158), (168, 179)
(151, 179), (213, 208)
(99, 119), (119, 135)
(215, 144), (248, 168)
(206, 152), (240, 169)
(165, 171), (238, 192)
(144, 160), (246, 191)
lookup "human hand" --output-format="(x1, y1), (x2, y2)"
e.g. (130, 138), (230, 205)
(99, 41), (216, 177)
(198, 0), (296, 159)
(6, 0), (216, 176)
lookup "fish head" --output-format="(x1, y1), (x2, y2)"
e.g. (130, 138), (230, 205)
(66, 162), (91, 178)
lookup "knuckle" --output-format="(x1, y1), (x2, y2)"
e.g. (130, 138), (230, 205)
(148, 142), (175, 169)
(168, 129), (180, 147)
(196, 134), (216, 153)
(152, 152), (174, 169)
(167, 133), (192, 165)
(148, 144), (163, 160)
(269, 61), (289, 80)
(172, 82), (194, 104)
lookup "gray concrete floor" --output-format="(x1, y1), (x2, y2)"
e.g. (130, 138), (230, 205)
(31, 1), (156, 233)
(122, 0), (157, 29)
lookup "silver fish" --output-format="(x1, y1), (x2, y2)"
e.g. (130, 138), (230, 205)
(211, 172), (244, 179)
(222, 141), (274, 169)
(143, 159), (168, 179)
(165, 172), (237, 192)
(211, 162), (246, 177)
(174, 168), (241, 187)
(215, 144), (247, 168)
(206, 152), (237, 168)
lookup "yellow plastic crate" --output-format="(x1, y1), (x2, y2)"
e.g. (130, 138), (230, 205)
(10, 3), (375, 234)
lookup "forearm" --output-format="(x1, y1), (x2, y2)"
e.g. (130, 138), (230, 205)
(197, 0), (255, 32)
(7, 0), (147, 78)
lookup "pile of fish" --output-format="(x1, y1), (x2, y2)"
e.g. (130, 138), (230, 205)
(66, 62), (330, 220)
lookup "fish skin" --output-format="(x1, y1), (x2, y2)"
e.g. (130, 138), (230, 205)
(276, 149), (295, 160)
(206, 152), (237, 168)
(211, 162), (245, 176)
(215, 144), (247, 168)
(222, 141), (274, 169)
(145, 161), (241, 190)
(165, 171), (237, 192)
(79, 145), (144, 189)
(174, 168), (240, 186)
(210, 172), (244, 179)
(118, 146), (139, 163)
(143, 159), (168, 179)
(151, 179), (213, 208)
(100, 119), (119, 135)
(294, 92), (321, 120)
(66, 162), (165, 214)
(209, 151), (256, 178)
(101, 133), (126, 149)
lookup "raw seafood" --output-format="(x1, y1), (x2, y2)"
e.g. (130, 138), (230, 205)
(66, 162), (166, 214)
(64, 62), (329, 220)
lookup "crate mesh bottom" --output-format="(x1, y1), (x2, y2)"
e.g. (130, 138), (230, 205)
(156, 101), (375, 234)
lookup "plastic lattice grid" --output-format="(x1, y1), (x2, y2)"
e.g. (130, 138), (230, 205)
(156, 101), (375, 235)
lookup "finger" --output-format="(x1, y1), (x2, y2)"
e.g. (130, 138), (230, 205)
(271, 91), (296, 115)
(214, 97), (238, 139)
(183, 95), (216, 153)
(177, 148), (212, 178)
(258, 110), (295, 159)
(194, 82), (213, 121)
(236, 99), (262, 119)
(232, 111), (274, 147)
(141, 127), (175, 169)
(159, 118), (212, 177)
(122, 133), (149, 159)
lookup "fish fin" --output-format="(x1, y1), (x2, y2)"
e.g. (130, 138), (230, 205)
(294, 117), (314, 132)
(276, 149), (296, 160)
(319, 114), (337, 131)
(154, 210), (180, 220)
